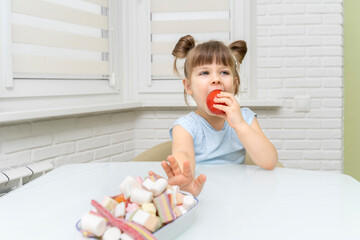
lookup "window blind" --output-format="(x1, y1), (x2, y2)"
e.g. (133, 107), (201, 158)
(11, 0), (109, 79)
(150, 0), (231, 78)
(149, 0), (249, 94)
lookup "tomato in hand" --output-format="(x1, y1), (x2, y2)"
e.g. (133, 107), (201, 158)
(206, 89), (226, 115)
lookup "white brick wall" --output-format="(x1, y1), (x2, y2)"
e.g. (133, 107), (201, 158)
(257, 0), (343, 172)
(0, 111), (137, 169)
(0, 0), (344, 174)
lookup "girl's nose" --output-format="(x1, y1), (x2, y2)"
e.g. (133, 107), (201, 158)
(211, 78), (221, 85)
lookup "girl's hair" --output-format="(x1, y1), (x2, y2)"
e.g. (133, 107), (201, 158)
(172, 35), (247, 104)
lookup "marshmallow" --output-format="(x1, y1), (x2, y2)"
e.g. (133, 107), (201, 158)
(141, 203), (157, 216)
(126, 203), (140, 213)
(182, 195), (196, 211)
(149, 175), (158, 182)
(119, 176), (136, 199)
(114, 202), (126, 218)
(135, 176), (144, 185)
(177, 205), (187, 215)
(114, 194), (126, 203)
(144, 214), (161, 232)
(102, 227), (121, 240)
(172, 185), (180, 194)
(130, 209), (161, 233)
(132, 209), (150, 226)
(153, 193), (176, 224)
(173, 206), (182, 218)
(125, 211), (135, 221)
(130, 188), (153, 205)
(142, 178), (154, 191)
(169, 191), (177, 209)
(150, 178), (168, 196)
(120, 232), (134, 240)
(80, 212), (106, 237)
(101, 196), (118, 212)
(176, 192), (184, 205)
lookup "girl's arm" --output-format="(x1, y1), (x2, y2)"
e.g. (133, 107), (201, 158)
(234, 117), (278, 170)
(214, 92), (278, 170)
(171, 125), (196, 174)
(150, 125), (206, 197)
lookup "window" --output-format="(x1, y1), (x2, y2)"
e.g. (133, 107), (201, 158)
(134, 0), (254, 101)
(0, 0), (124, 122)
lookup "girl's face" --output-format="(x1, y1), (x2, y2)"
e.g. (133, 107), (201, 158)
(183, 61), (235, 116)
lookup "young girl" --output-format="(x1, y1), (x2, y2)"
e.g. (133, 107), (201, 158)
(149, 35), (278, 196)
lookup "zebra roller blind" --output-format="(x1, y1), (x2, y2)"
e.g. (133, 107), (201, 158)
(11, 0), (109, 79)
(149, 0), (249, 94)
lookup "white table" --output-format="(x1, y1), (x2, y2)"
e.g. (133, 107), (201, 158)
(0, 162), (359, 240)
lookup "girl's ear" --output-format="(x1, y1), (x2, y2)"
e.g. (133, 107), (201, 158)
(183, 78), (192, 95)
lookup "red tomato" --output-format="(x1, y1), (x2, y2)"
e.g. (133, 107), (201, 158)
(206, 89), (226, 115)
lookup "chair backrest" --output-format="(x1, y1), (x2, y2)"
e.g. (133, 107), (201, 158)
(133, 140), (284, 168)
(132, 141), (173, 162)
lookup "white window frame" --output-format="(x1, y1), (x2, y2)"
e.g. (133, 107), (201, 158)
(131, 0), (257, 103)
(0, 0), (128, 123)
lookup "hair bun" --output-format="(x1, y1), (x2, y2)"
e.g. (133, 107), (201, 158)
(172, 35), (196, 58)
(229, 40), (247, 64)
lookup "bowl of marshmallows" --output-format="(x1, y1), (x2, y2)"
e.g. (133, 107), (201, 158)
(77, 175), (199, 240)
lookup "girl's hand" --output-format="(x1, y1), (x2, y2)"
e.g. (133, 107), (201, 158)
(213, 92), (245, 129)
(148, 155), (206, 197)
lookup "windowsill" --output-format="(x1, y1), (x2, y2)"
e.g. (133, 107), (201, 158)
(0, 102), (143, 124)
(142, 98), (283, 108)
(0, 98), (282, 124)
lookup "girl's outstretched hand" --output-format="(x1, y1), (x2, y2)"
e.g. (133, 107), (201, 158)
(148, 155), (206, 197)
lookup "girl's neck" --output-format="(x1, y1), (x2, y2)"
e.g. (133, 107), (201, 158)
(195, 109), (225, 131)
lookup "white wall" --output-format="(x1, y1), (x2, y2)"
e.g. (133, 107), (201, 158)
(256, 0), (343, 172)
(0, 0), (343, 173)
(0, 112), (136, 169)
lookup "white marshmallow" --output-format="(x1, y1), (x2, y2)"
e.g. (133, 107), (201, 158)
(182, 195), (196, 211)
(130, 188), (153, 205)
(132, 209), (150, 226)
(114, 202), (126, 218)
(119, 176), (136, 199)
(102, 196), (118, 212)
(172, 185), (180, 194)
(142, 178), (154, 191)
(102, 227), (121, 240)
(177, 205), (187, 215)
(120, 232), (134, 240)
(80, 212), (106, 237)
(150, 178), (168, 196)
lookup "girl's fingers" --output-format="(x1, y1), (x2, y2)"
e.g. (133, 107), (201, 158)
(193, 174), (207, 196)
(167, 155), (182, 175)
(148, 171), (164, 179)
(213, 104), (227, 112)
(161, 160), (175, 178)
(218, 92), (234, 98)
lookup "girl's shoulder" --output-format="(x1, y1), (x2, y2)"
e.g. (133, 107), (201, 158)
(170, 112), (201, 139)
(240, 107), (257, 125)
(175, 112), (200, 124)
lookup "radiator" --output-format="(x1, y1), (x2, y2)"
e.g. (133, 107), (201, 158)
(0, 162), (53, 197)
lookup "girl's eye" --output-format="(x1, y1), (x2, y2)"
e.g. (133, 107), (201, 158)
(199, 71), (209, 76)
(221, 71), (230, 75)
